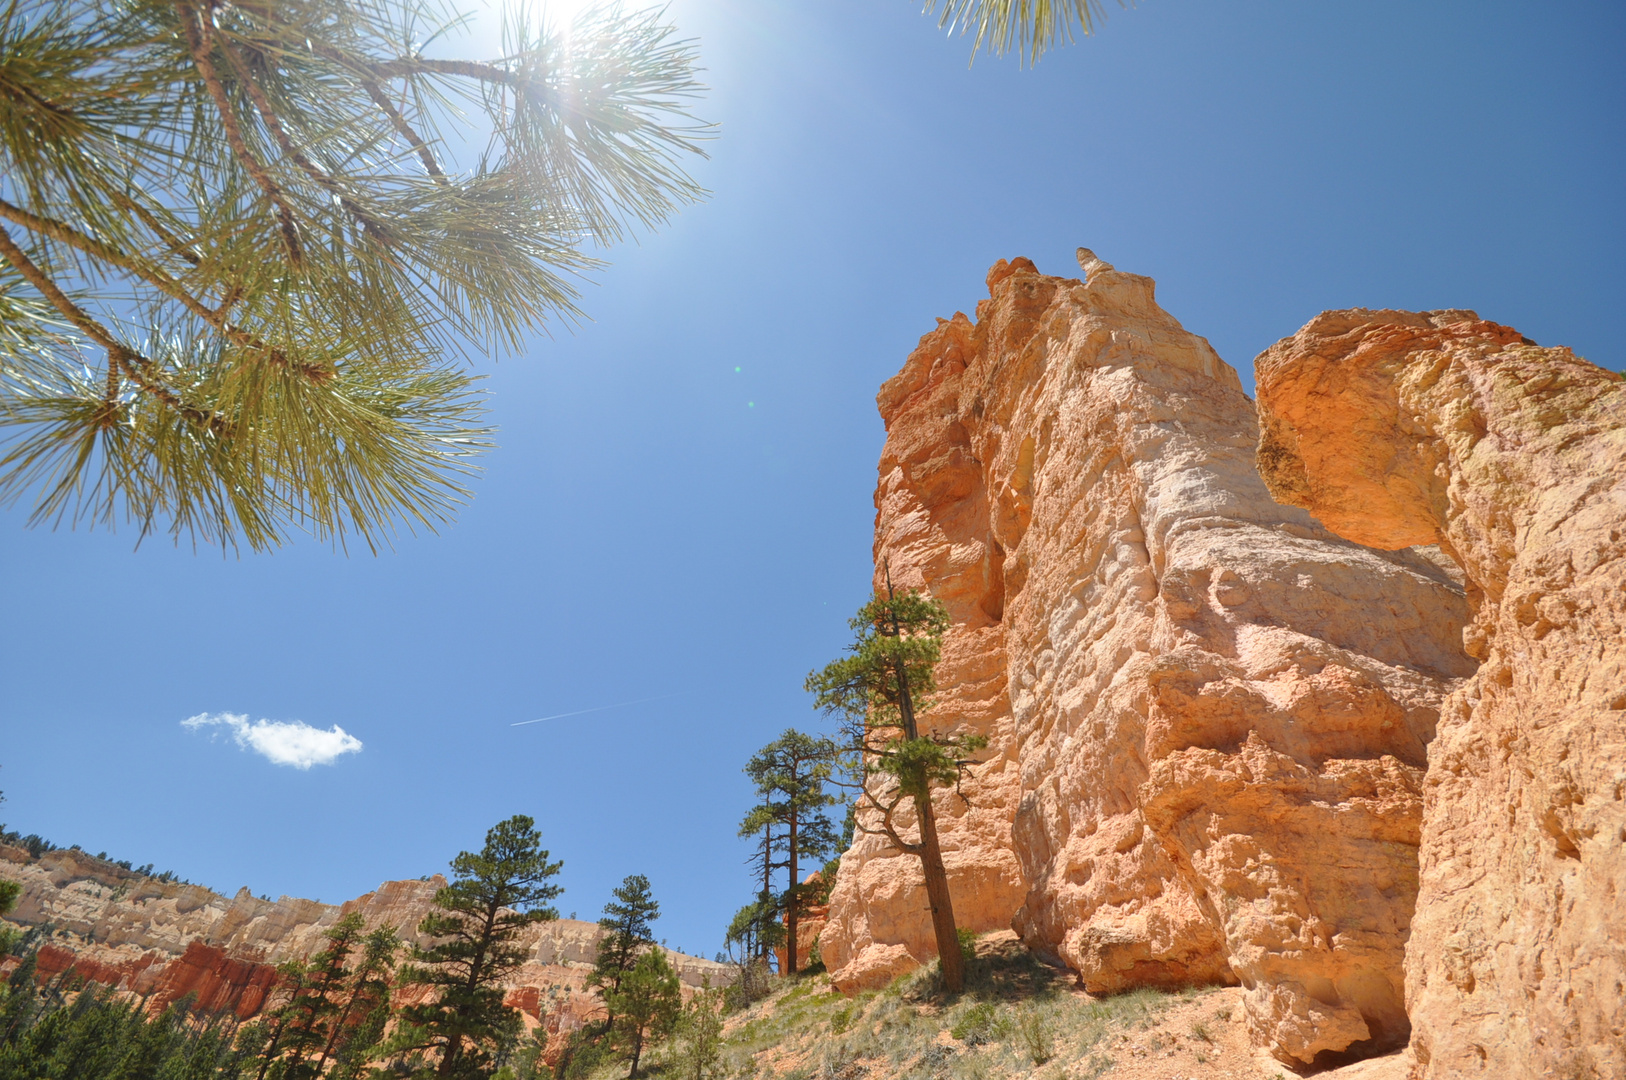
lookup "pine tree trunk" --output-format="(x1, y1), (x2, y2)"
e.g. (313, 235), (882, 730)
(787, 812), (799, 974)
(912, 784), (964, 992)
(760, 823), (774, 968)
(255, 1013), (288, 1080)
(891, 643), (965, 993)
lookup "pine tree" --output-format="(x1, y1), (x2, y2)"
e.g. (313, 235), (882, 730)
(672, 976), (723, 1080)
(737, 813), (779, 966)
(805, 580), (987, 992)
(272, 911), (366, 1079)
(318, 924), (400, 1077)
(721, 893), (784, 967)
(253, 957), (312, 1080)
(388, 815), (563, 1079)
(587, 875), (659, 1038)
(604, 949), (680, 1079)
(739, 730), (839, 973)
(0, 0), (708, 550)
(0, 789), (17, 920)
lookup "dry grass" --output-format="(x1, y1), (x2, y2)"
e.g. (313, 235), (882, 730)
(578, 932), (1230, 1080)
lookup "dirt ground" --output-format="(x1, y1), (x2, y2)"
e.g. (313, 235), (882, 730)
(706, 932), (1415, 1080)
(1058, 984), (1411, 1080)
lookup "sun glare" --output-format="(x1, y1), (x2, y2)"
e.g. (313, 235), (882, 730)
(534, 0), (598, 33)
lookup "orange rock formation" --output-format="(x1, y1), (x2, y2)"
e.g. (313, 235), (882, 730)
(1255, 310), (1625, 1079)
(821, 253), (1479, 1067)
(0, 844), (729, 1038)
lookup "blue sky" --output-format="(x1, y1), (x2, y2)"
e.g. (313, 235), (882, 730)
(2, 0), (1622, 960)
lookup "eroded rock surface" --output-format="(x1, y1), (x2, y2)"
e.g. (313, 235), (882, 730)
(1256, 310), (1625, 1080)
(0, 844), (728, 1035)
(821, 255), (1476, 1066)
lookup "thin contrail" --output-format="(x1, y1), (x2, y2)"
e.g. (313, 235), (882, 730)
(510, 691), (689, 728)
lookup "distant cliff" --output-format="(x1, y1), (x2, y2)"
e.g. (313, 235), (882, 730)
(0, 844), (731, 1040)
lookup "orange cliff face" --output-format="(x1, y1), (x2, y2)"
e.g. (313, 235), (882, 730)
(1255, 312), (1625, 1080)
(819, 253), (1478, 1068)
(0, 844), (731, 1036)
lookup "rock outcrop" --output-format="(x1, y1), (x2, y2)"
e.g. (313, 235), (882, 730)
(820, 253), (1478, 1067)
(1255, 311), (1625, 1079)
(0, 844), (729, 1036)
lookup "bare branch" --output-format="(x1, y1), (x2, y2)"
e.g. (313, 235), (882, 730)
(853, 783), (922, 855)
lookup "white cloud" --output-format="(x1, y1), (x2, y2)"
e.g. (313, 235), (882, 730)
(182, 712), (363, 769)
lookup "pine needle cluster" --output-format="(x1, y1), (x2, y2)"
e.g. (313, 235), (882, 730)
(925, 0), (1113, 64)
(0, 0), (709, 549)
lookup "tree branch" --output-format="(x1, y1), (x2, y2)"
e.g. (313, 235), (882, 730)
(0, 196), (330, 384)
(108, 191), (200, 267)
(174, 0), (303, 266)
(212, 28), (395, 243)
(362, 79), (447, 184)
(0, 221), (227, 433)
(855, 784), (922, 855)
(365, 56), (519, 86)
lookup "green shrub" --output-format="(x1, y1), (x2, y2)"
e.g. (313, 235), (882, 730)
(1016, 1007), (1053, 1065)
(829, 1006), (855, 1035)
(948, 1001), (1009, 1046)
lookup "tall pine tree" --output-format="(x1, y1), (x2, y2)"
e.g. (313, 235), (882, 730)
(587, 875), (659, 1038)
(275, 912), (365, 1079)
(806, 581), (986, 992)
(388, 815), (563, 1078)
(318, 924), (401, 1078)
(739, 730), (839, 973)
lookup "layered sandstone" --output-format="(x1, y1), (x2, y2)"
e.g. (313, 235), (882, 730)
(1255, 311), (1625, 1079)
(820, 253), (1477, 1067)
(0, 844), (728, 1037)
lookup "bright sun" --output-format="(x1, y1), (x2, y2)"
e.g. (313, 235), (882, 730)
(533, 0), (599, 31)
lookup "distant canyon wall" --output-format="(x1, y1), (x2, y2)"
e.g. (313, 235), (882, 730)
(0, 844), (730, 1037)
(821, 251), (1622, 1072)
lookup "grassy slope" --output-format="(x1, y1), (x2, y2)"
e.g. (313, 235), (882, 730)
(589, 932), (1270, 1080)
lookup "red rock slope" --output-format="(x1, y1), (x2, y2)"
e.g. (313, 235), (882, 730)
(0, 844), (729, 1039)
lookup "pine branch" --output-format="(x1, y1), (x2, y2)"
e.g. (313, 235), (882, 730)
(0, 196), (331, 383)
(173, 0), (303, 266)
(108, 192), (201, 267)
(362, 79), (446, 184)
(0, 221), (224, 432)
(365, 56), (521, 85)
(211, 25), (395, 243)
